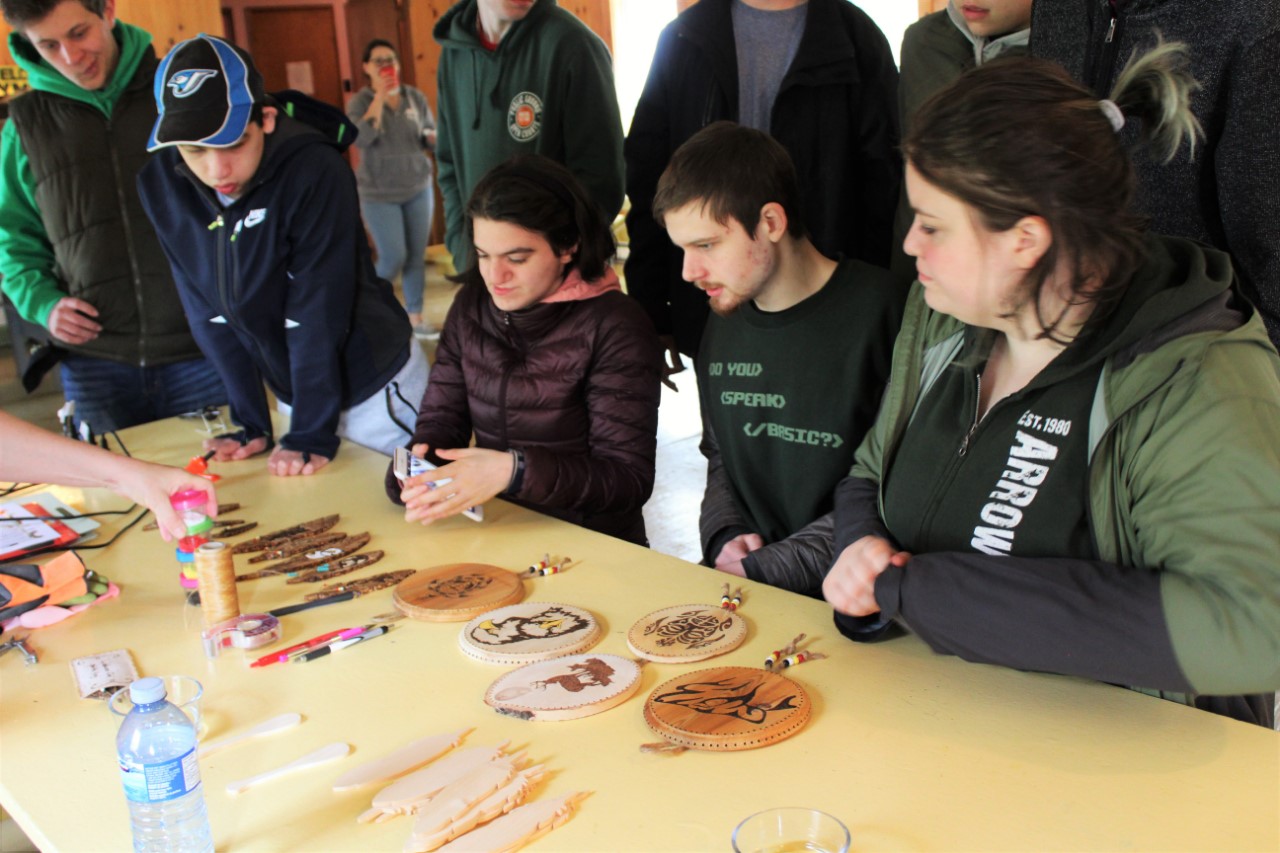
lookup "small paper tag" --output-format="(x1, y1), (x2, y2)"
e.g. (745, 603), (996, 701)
(70, 649), (138, 700)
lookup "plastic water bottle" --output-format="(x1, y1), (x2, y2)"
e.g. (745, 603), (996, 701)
(116, 677), (214, 852)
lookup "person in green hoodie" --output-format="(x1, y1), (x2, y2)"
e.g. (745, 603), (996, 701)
(824, 45), (1280, 727)
(433, 0), (624, 265)
(0, 0), (225, 433)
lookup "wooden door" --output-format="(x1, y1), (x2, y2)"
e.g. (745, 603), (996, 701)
(246, 6), (344, 108)
(345, 0), (415, 94)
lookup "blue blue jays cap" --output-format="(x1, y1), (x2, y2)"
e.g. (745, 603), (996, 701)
(147, 34), (266, 152)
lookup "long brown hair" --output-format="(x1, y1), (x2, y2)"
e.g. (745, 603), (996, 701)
(905, 40), (1201, 341)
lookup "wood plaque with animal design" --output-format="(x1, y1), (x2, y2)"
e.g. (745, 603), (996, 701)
(393, 564), (524, 622)
(484, 653), (643, 721)
(642, 665), (810, 751)
(459, 602), (601, 665)
(626, 603), (747, 663)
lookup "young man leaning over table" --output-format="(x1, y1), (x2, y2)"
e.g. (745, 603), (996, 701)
(136, 35), (426, 478)
(652, 121), (906, 597)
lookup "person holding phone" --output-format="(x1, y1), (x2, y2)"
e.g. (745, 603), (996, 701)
(347, 38), (439, 340)
(385, 155), (660, 545)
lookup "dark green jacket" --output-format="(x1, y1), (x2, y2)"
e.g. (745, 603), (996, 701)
(837, 235), (1280, 725)
(0, 22), (201, 369)
(433, 0), (624, 262)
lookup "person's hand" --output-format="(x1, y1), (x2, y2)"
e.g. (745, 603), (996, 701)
(712, 533), (763, 578)
(823, 535), (911, 617)
(400, 446), (513, 525)
(46, 297), (101, 345)
(268, 447), (330, 477)
(423, 128), (437, 148)
(658, 335), (685, 392)
(202, 435), (269, 462)
(115, 461), (218, 542)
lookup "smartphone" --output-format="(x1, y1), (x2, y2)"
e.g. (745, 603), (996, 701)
(393, 446), (483, 522)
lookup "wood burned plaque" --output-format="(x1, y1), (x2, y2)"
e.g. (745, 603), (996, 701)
(627, 604), (746, 663)
(484, 654), (643, 721)
(459, 602), (601, 665)
(643, 666), (810, 751)
(393, 564), (524, 622)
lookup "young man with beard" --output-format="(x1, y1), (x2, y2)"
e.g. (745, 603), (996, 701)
(653, 122), (905, 595)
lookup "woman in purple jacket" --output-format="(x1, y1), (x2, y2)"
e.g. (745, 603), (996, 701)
(386, 156), (661, 544)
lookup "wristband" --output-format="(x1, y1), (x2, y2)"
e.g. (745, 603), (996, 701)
(505, 448), (526, 495)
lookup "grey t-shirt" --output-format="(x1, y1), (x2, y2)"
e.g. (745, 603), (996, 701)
(732, 0), (808, 131)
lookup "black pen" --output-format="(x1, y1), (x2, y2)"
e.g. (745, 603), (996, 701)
(269, 591), (355, 618)
(291, 625), (391, 663)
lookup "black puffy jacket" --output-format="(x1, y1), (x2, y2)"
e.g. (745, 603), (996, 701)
(386, 277), (660, 545)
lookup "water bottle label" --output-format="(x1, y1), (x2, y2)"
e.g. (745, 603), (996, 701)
(119, 747), (202, 803)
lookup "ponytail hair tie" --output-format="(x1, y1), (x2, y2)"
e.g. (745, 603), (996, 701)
(1098, 99), (1126, 133)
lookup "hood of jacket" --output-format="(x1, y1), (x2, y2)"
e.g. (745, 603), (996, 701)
(9, 20), (152, 118)
(173, 94), (356, 207)
(539, 266), (621, 304)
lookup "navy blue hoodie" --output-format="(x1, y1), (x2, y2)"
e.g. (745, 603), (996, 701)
(137, 94), (412, 460)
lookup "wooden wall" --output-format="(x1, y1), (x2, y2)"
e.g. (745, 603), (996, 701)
(0, 0), (222, 68)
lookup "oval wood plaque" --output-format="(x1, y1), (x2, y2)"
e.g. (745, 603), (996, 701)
(459, 602), (601, 665)
(484, 654), (643, 721)
(393, 564), (524, 622)
(626, 603), (746, 663)
(643, 666), (810, 751)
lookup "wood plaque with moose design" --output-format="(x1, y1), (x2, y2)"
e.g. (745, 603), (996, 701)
(392, 564), (524, 622)
(484, 653), (643, 721)
(643, 665), (810, 751)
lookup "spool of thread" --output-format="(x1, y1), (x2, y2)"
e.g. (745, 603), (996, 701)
(195, 541), (240, 628)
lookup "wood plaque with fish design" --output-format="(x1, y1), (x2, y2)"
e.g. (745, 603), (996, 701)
(484, 654), (643, 721)
(626, 603), (746, 664)
(642, 665), (810, 751)
(459, 602), (600, 665)
(393, 564), (524, 622)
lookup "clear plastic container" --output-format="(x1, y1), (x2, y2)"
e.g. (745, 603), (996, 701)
(116, 677), (214, 853)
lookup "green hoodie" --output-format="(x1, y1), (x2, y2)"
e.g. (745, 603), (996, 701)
(838, 235), (1280, 724)
(432, 0), (624, 262)
(0, 22), (163, 327)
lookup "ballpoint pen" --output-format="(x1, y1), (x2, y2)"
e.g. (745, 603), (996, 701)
(249, 625), (366, 668)
(292, 626), (392, 663)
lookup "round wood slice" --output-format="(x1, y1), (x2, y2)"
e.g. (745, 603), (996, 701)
(460, 602), (600, 665)
(484, 654), (642, 722)
(626, 604), (747, 663)
(393, 564), (524, 622)
(643, 665), (810, 751)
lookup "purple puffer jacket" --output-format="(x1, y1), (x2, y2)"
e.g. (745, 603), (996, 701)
(385, 276), (661, 544)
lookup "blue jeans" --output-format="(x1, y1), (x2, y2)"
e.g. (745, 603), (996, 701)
(362, 185), (434, 316)
(59, 353), (227, 433)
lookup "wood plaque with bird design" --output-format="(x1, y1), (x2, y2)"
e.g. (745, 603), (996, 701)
(459, 602), (601, 665)
(642, 665), (810, 751)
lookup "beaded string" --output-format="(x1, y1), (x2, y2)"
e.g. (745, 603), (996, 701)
(719, 583), (744, 611)
(763, 633), (826, 670)
(526, 553), (573, 576)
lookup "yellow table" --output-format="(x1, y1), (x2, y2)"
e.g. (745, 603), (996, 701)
(2, 417), (1277, 852)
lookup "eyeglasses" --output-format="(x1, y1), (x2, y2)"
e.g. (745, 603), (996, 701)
(370, 57), (398, 68)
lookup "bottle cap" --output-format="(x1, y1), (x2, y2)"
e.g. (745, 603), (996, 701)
(169, 488), (209, 513)
(128, 676), (166, 705)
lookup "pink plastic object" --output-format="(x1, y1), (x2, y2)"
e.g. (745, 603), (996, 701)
(170, 489), (208, 512)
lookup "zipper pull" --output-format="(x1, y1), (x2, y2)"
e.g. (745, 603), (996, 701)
(208, 215), (225, 231)
(1105, 0), (1118, 42)
(958, 422), (978, 457)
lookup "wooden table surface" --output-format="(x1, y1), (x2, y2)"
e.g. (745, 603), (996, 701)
(2, 415), (1277, 852)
